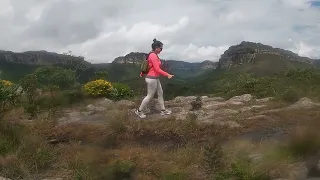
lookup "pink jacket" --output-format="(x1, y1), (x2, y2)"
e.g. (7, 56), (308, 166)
(140, 52), (169, 78)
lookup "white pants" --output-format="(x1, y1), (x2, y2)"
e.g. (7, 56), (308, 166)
(138, 78), (165, 111)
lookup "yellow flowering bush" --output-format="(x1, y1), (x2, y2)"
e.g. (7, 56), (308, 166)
(0, 80), (13, 87)
(0, 79), (19, 116)
(83, 79), (113, 97)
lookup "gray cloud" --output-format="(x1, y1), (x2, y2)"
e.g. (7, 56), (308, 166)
(0, 0), (319, 63)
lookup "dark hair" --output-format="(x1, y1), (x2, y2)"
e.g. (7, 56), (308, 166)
(151, 38), (163, 51)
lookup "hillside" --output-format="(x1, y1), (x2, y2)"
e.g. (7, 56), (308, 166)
(1, 41), (319, 93)
(0, 50), (216, 81)
(112, 52), (217, 69)
(181, 42), (320, 97)
(218, 41), (318, 73)
(315, 60), (320, 68)
(0, 50), (88, 65)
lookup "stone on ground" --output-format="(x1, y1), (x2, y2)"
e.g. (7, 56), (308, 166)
(228, 94), (253, 103)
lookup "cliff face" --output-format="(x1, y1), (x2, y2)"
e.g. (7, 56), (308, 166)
(201, 60), (218, 69)
(112, 52), (147, 64)
(112, 52), (218, 70)
(218, 41), (316, 69)
(0, 50), (88, 66)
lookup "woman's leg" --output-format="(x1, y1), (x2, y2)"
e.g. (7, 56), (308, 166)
(156, 79), (165, 110)
(156, 79), (172, 115)
(137, 78), (157, 113)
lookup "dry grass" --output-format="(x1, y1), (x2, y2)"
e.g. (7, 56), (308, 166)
(222, 139), (294, 178)
(1, 98), (320, 179)
(0, 107), (224, 179)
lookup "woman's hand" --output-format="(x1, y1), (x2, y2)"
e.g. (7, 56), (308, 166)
(167, 74), (174, 79)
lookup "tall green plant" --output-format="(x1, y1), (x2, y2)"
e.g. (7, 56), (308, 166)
(20, 74), (38, 117)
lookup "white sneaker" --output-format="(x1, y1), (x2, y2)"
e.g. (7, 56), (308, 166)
(160, 109), (172, 115)
(135, 109), (146, 118)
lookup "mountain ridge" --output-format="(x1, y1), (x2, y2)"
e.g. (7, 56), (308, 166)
(112, 52), (218, 70)
(218, 41), (319, 69)
(0, 50), (89, 66)
(0, 41), (319, 82)
(1, 41), (319, 69)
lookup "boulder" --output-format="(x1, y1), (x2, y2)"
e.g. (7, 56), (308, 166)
(86, 104), (106, 113)
(203, 101), (228, 110)
(228, 94), (253, 103)
(287, 97), (320, 109)
(172, 96), (197, 103)
(96, 98), (113, 107)
(288, 163), (308, 180)
(256, 97), (273, 103)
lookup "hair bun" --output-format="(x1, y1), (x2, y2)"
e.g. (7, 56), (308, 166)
(153, 38), (157, 42)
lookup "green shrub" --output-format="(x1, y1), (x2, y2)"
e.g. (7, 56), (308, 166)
(215, 158), (270, 180)
(284, 127), (320, 158)
(34, 66), (76, 91)
(277, 87), (299, 103)
(203, 142), (224, 174)
(36, 89), (85, 109)
(20, 74), (38, 117)
(213, 69), (320, 101)
(109, 83), (134, 100)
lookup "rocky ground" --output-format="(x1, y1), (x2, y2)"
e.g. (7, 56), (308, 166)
(54, 94), (320, 180)
(58, 94), (319, 139)
(3, 94), (320, 180)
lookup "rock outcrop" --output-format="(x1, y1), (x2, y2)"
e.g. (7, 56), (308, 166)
(218, 41), (318, 69)
(0, 50), (88, 66)
(112, 52), (218, 70)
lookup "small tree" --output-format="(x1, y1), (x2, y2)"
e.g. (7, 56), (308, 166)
(20, 74), (38, 117)
(62, 50), (90, 81)
(34, 66), (76, 97)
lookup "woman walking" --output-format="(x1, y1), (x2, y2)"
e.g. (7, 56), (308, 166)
(135, 39), (174, 118)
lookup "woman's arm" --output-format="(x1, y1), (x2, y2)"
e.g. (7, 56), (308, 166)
(149, 53), (169, 77)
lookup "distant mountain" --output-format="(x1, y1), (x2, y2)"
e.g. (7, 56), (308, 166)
(0, 50), (216, 81)
(0, 50), (91, 82)
(0, 50), (89, 66)
(113, 52), (217, 69)
(0, 41), (318, 85)
(112, 52), (218, 78)
(216, 41), (319, 76)
(218, 41), (316, 69)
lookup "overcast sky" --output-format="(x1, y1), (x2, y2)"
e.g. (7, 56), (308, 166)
(1, 0), (320, 63)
